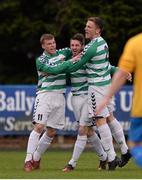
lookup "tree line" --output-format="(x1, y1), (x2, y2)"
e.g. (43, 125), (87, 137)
(0, 0), (142, 84)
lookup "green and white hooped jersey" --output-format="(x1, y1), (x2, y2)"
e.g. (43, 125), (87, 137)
(36, 48), (72, 94)
(85, 37), (111, 86)
(67, 36), (112, 87)
(70, 66), (88, 96)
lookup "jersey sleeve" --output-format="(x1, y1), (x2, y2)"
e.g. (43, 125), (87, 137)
(66, 43), (97, 73)
(118, 38), (136, 73)
(110, 65), (118, 75)
(36, 57), (73, 75)
(57, 47), (72, 60)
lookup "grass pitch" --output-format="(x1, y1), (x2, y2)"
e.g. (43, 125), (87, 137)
(0, 149), (142, 179)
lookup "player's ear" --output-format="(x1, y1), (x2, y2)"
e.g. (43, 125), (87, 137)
(41, 44), (45, 49)
(96, 28), (101, 34)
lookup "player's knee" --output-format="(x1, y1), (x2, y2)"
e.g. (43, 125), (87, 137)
(78, 126), (88, 136)
(34, 123), (44, 133)
(87, 128), (94, 137)
(96, 118), (106, 126)
(46, 127), (56, 138)
(107, 112), (115, 123)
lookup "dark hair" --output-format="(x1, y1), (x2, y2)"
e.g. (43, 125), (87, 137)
(40, 33), (54, 44)
(71, 33), (85, 46)
(87, 17), (104, 32)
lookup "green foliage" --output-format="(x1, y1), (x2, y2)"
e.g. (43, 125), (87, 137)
(0, 0), (142, 84)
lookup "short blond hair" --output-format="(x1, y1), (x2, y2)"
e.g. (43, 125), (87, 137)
(40, 33), (54, 44)
(87, 17), (104, 33)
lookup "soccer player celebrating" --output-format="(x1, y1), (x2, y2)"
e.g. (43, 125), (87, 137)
(24, 33), (79, 172)
(96, 33), (142, 168)
(63, 33), (107, 172)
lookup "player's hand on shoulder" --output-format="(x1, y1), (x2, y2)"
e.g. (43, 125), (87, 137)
(70, 53), (82, 63)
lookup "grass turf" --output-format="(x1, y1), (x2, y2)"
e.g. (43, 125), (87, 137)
(0, 149), (142, 179)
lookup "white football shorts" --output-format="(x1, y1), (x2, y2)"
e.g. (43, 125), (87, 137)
(71, 93), (93, 126)
(88, 85), (115, 118)
(33, 91), (65, 130)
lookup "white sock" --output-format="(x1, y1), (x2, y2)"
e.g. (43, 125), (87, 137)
(68, 135), (87, 167)
(88, 133), (107, 161)
(98, 124), (116, 162)
(33, 132), (53, 161)
(108, 119), (128, 154)
(25, 130), (41, 162)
